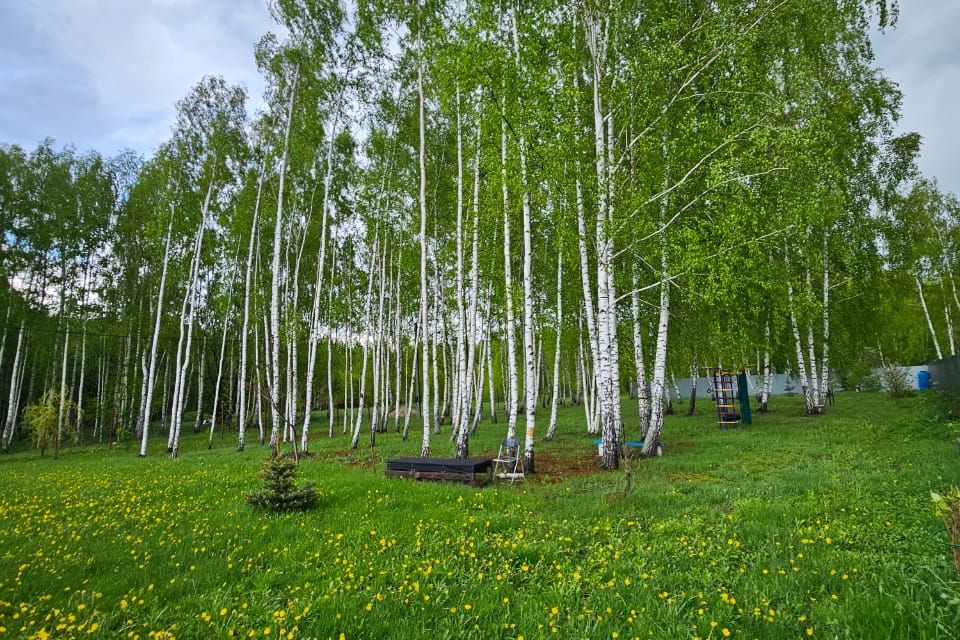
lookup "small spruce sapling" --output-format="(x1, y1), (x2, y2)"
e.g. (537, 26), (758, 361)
(247, 456), (318, 513)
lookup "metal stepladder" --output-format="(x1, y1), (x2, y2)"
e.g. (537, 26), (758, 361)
(493, 437), (525, 483)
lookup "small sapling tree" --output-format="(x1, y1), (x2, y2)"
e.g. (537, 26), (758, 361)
(23, 391), (75, 458)
(247, 456), (318, 513)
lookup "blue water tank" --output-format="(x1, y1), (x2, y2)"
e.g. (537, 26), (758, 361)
(917, 369), (931, 390)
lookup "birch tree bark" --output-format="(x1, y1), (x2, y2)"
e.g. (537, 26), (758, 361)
(55, 328), (70, 458)
(819, 229), (831, 406)
(630, 269), (650, 434)
(169, 182), (212, 458)
(138, 218), (174, 457)
(237, 165), (264, 452)
(545, 248), (563, 441)
(916, 274), (943, 360)
(269, 64), (300, 456)
(302, 91), (342, 449)
(511, 7), (537, 472)
(500, 91), (520, 444)
(351, 238), (379, 449)
(417, 19), (431, 457)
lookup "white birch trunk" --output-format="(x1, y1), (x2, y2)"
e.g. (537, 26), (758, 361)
(392, 250), (403, 433)
(486, 298), (498, 423)
(760, 320), (771, 411)
(77, 326), (87, 442)
(805, 262), (820, 405)
(577, 312), (594, 435)
(942, 278), (956, 357)
(208, 282), (236, 448)
(351, 240), (379, 449)
(301, 94), (342, 448)
(585, 12), (620, 468)
(402, 320), (420, 440)
(139, 220), (174, 456)
(916, 274), (943, 361)
(545, 248), (563, 441)
(195, 339), (206, 434)
(55, 328), (70, 456)
(642, 141), (671, 455)
(462, 125), (482, 435)
(605, 110), (623, 446)
(269, 64), (300, 455)
(416, 29), (432, 456)
(237, 166), (263, 451)
(787, 275), (814, 412)
(500, 92), (520, 443)
(643, 257), (670, 452)
(431, 278), (441, 433)
(630, 269), (650, 434)
(4, 325), (26, 449)
(370, 239), (388, 444)
(170, 182), (212, 458)
(819, 229), (831, 406)
(453, 86), (471, 458)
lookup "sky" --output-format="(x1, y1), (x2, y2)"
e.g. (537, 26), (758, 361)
(0, 0), (277, 158)
(0, 1), (957, 195)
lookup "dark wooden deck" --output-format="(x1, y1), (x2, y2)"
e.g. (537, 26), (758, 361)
(386, 457), (494, 486)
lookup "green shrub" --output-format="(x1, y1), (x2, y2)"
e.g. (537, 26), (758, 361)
(882, 366), (916, 399)
(22, 390), (76, 457)
(246, 456), (318, 513)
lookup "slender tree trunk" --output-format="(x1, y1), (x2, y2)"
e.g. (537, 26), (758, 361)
(195, 338), (206, 434)
(546, 248), (563, 441)
(327, 242), (340, 438)
(760, 319), (772, 412)
(170, 190), (210, 458)
(486, 299), (498, 423)
(268, 64), (300, 456)
(55, 327), (70, 458)
(351, 240), (379, 449)
(630, 269), (650, 434)
(402, 321), (420, 440)
(392, 252), (403, 433)
(687, 360), (699, 417)
(369, 239), (387, 446)
(302, 96), (342, 449)
(819, 229), (831, 406)
(431, 278), (441, 433)
(916, 274), (943, 360)
(942, 277), (956, 357)
(139, 222), (173, 458)
(643, 255), (670, 452)
(787, 273), (814, 413)
(642, 142), (671, 455)
(806, 265), (821, 408)
(208, 278), (236, 448)
(237, 167), (264, 451)
(510, 8), (537, 472)
(417, 22), (431, 457)
(500, 92), (520, 444)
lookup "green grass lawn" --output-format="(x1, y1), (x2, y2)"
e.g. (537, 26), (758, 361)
(2, 392), (960, 639)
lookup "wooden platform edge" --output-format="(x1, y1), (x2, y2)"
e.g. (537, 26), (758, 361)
(386, 467), (492, 487)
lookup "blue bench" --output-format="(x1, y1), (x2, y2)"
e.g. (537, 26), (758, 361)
(593, 439), (663, 456)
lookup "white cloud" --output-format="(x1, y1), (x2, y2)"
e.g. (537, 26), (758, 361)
(0, 0), (278, 156)
(872, 2), (960, 196)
